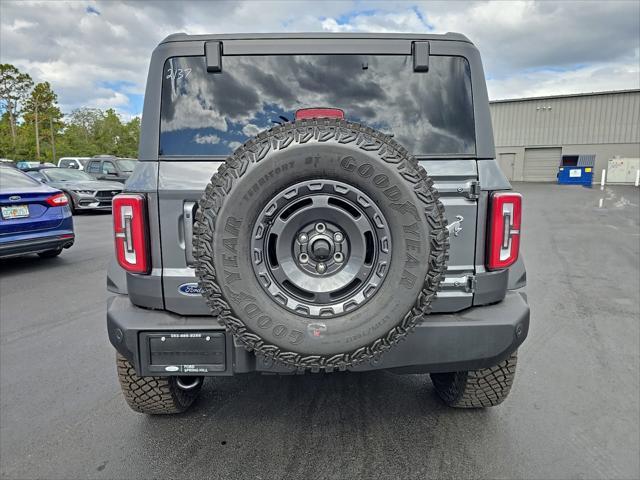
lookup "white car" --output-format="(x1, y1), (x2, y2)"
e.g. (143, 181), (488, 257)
(58, 157), (92, 170)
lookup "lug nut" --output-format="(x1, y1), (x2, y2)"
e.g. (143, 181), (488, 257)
(316, 262), (326, 274)
(334, 232), (344, 242)
(299, 253), (309, 264)
(334, 252), (343, 263)
(315, 223), (326, 233)
(298, 233), (308, 243)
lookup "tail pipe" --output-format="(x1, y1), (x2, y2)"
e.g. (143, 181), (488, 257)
(175, 376), (203, 391)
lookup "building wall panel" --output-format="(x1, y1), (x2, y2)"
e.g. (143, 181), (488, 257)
(491, 90), (640, 147)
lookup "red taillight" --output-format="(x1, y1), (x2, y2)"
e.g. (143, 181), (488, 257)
(46, 193), (68, 206)
(295, 108), (345, 120)
(112, 194), (149, 274)
(487, 192), (522, 270)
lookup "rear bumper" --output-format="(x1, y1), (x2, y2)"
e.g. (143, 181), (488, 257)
(108, 290), (530, 376)
(0, 233), (74, 258)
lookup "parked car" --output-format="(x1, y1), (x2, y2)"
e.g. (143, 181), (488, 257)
(0, 164), (74, 259)
(85, 156), (136, 183)
(22, 164), (58, 173)
(107, 32), (529, 415)
(58, 157), (92, 170)
(16, 161), (56, 171)
(26, 168), (122, 213)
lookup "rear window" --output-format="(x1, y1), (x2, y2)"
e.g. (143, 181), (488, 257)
(0, 167), (41, 188)
(42, 169), (93, 181)
(160, 55), (475, 157)
(116, 159), (136, 172)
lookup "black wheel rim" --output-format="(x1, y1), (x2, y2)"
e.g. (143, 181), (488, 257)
(251, 180), (391, 318)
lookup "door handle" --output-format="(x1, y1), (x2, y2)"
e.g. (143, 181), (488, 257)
(183, 202), (197, 266)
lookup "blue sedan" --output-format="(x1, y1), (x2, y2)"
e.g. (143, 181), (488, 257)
(0, 164), (75, 259)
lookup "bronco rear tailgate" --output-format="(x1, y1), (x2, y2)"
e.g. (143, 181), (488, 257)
(157, 159), (478, 315)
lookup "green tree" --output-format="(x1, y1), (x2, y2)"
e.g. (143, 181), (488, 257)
(93, 108), (123, 155)
(55, 108), (140, 159)
(118, 116), (140, 157)
(67, 107), (102, 142)
(0, 64), (33, 155)
(23, 82), (62, 162)
(57, 108), (103, 157)
(0, 112), (14, 157)
(0, 64), (141, 162)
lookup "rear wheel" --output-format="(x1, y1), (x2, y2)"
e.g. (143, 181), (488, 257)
(116, 354), (202, 415)
(38, 249), (62, 258)
(430, 351), (518, 408)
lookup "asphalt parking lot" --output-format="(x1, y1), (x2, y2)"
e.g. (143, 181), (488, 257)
(1, 183), (638, 480)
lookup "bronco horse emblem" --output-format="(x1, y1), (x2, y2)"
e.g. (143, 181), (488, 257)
(447, 215), (464, 237)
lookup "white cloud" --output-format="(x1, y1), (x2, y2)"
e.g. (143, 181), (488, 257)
(322, 10), (427, 33)
(0, 0), (638, 120)
(242, 123), (263, 137)
(193, 133), (220, 144)
(488, 57), (640, 100)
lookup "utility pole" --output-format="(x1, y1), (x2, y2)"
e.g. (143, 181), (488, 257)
(49, 115), (56, 163)
(34, 101), (41, 161)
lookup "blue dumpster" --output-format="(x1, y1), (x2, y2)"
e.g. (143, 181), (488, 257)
(557, 154), (595, 186)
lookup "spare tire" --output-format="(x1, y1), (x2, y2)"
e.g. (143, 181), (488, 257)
(194, 119), (448, 370)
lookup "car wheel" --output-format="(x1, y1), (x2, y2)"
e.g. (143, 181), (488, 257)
(430, 351), (518, 408)
(116, 354), (202, 415)
(193, 119), (449, 371)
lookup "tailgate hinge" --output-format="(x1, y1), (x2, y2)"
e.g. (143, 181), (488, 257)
(440, 274), (476, 293)
(465, 275), (477, 293)
(469, 180), (481, 199)
(205, 41), (222, 72)
(412, 41), (430, 72)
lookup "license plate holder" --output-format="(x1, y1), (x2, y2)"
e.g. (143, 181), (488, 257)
(140, 332), (226, 375)
(1, 205), (29, 220)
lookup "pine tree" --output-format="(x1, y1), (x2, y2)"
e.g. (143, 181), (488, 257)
(0, 64), (33, 156)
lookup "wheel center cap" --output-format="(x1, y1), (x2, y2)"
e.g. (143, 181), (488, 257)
(311, 239), (332, 260)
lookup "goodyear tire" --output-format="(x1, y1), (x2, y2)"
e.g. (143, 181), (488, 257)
(116, 354), (202, 415)
(194, 119), (448, 371)
(430, 351), (518, 408)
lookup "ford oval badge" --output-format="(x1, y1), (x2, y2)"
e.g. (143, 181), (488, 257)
(9, 195), (21, 201)
(178, 283), (203, 296)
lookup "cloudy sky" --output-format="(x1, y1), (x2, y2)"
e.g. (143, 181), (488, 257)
(1, 0), (639, 119)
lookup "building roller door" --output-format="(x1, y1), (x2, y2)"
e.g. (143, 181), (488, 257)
(524, 147), (561, 181)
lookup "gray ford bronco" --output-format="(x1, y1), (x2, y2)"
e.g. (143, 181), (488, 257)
(107, 33), (529, 414)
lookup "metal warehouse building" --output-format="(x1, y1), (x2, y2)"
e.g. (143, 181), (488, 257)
(490, 89), (640, 183)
